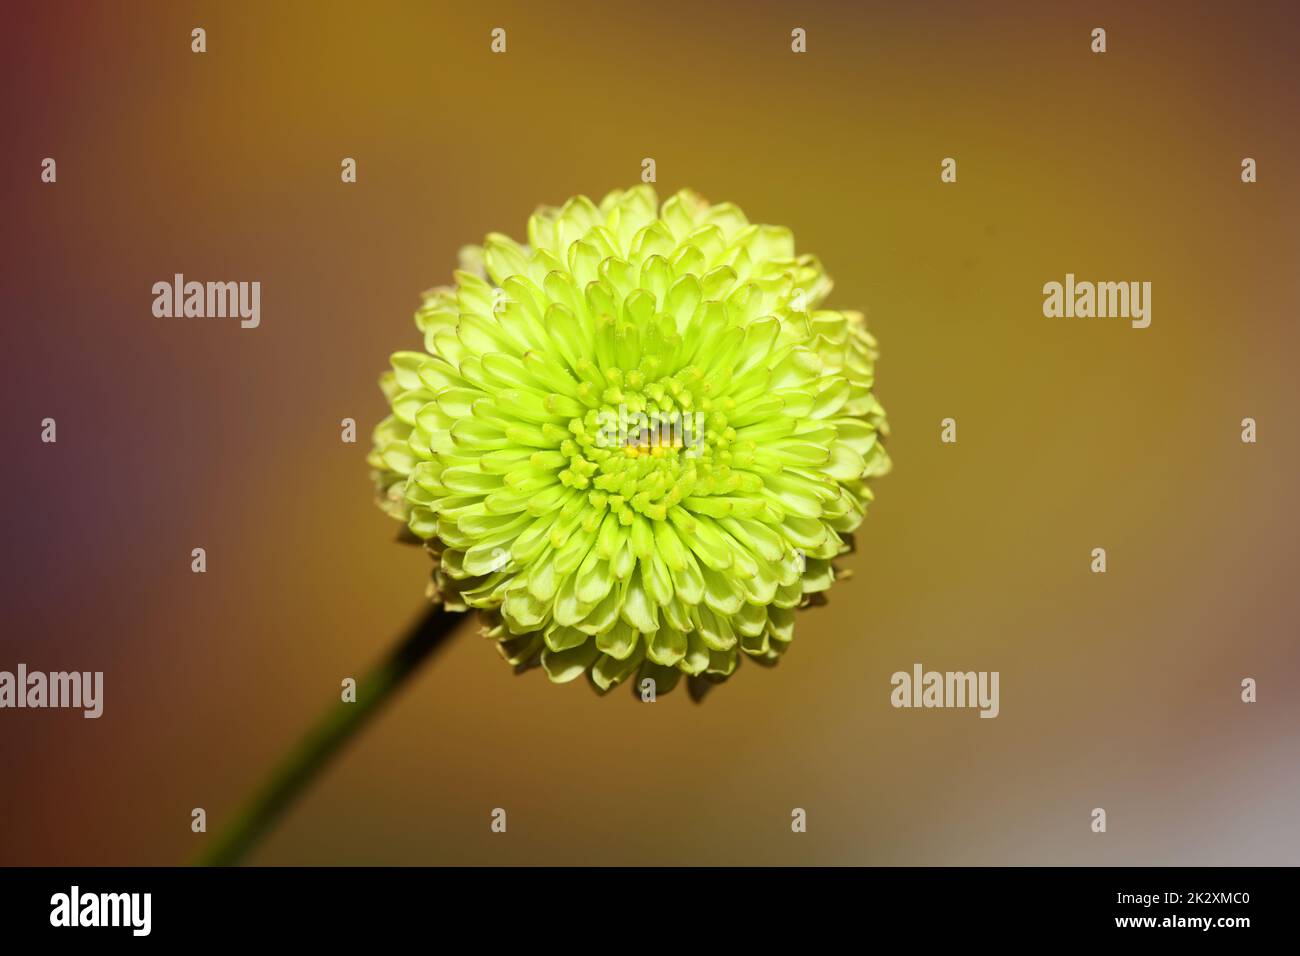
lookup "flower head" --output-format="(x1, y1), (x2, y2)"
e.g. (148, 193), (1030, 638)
(369, 186), (889, 694)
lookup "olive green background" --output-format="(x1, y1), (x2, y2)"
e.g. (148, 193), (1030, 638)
(2, 0), (1297, 864)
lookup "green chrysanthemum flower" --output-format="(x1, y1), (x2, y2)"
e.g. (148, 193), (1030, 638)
(369, 186), (889, 695)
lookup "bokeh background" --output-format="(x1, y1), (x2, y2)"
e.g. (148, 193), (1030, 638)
(2, 0), (1298, 865)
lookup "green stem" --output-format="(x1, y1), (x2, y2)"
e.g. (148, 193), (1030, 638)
(195, 604), (469, 866)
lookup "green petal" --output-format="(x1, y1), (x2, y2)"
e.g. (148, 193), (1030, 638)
(542, 641), (600, 683)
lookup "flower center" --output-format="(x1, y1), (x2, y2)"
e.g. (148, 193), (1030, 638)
(552, 363), (755, 525)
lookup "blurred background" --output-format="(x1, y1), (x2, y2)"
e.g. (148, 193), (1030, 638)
(2, 0), (1297, 865)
